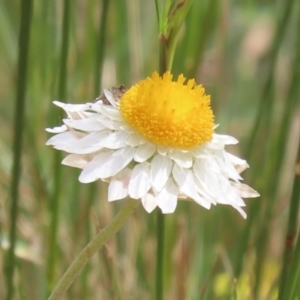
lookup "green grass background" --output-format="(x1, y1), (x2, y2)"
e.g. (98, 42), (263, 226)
(1, 0), (300, 299)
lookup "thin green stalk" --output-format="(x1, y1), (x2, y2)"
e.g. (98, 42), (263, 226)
(285, 228), (300, 300)
(173, 0), (218, 78)
(5, 1), (33, 299)
(232, 279), (238, 300)
(93, 0), (109, 96)
(100, 245), (124, 299)
(92, 1), (124, 297)
(153, 2), (196, 298)
(156, 210), (165, 300)
(155, 1), (169, 297)
(48, 199), (139, 300)
(55, 0), (70, 101)
(246, 0), (295, 161)
(266, 2), (300, 202)
(80, 187), (95, 298)
(154, 0), (167, 76)
(46, 0), (70, 292)
(154, 0), (160, 27)
(114, 0), (131, 85)
(251, 2), (299, 297)
(80, 0), (109, 295)
(275, 10), (300, 297)
(234, 0), (296, 289)
(278, 136), (300, 300)
(159, 34), (168, 75)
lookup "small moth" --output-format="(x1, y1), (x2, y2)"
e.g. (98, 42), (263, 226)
(95, 85), (127, 105)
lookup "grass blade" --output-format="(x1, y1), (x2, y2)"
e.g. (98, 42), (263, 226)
(5, 0), (33, 299)
(46, 0), (71, 293)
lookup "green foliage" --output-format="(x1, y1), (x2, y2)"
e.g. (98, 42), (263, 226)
(1, 0), (299, 299)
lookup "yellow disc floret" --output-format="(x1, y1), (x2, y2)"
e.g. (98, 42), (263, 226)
(119, 72), (214, 149)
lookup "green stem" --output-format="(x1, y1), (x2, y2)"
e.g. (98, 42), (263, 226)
(285, 226), (300, 300)
(277, 11), (300, 298)
(92, 1), (122, 297)
(48, 199), (139, 300)
(154, 0), (160, 29)
(246, 0), (295, 160)
(278, 135), (300, 300)
(234, 0), (296, 289)
(47, 0), (70, 292)
(159, 34), (168, 75)
(155, 19), (169, 300)
(5, 1), (33, 299)
(156, 210), (165, 300)
(251, 3), (299, 298)
(93, 0), (109, 96)
(154, 1), (171, 298)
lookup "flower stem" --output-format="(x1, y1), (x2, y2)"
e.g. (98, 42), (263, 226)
(155, 210), (165, 300)
(159, 34), (168, 75)
(278, 135), (300, 299)
(93, 0), (109, 96)
(154, 2), (169, 299)
(46, 0), (71, 292)
(5, 1), (33, 299)
(48, 199), (139, 300)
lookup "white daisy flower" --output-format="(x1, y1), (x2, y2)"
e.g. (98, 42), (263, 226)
(46, 72), (259, 218)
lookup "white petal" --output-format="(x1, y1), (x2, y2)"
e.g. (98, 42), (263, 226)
(97, 116), (124, 130)
(157, 145), (168, 155)
(193, 159), (221, 198)
(128, 162), (151, 199)
(126, 134), (147, 147)
(193, 174), (217, 205)
(230, 181), (260, 198)
(46, 125), (68, 133)
(101, 130), (131, 149)
(212, 134), (239, 145)
(168, 149), (193, 168)
(236, 165), (248, 174)
(216, 175), (245, 206)
(141, 193), (157, 213)
(157, 178), (178, 213)
(206, 142), (224, 150)
(120, 124), (135, 133)
(108, 168), (131, 201)
(150, 154), (172, 192)
(79, 150), (113, 183)
(53, 100), (91, 112)
(205, 155), (222, 174)
(46, 131), (81, 149)
(227, 153), (247, 166)
(232, 205), (247, 219)
(85, 102), (104, 113)
(100, 105), (123, 121)
(63, 116), (106, 131)
(62, 154), (89, 169)
(227, 153), (249, 174)
(214, 150), (242, 181)
(67, 111), (87, 120)
(191, 146), (210, 158)
(172, 165), (211, 209)
(134, 142), (156, 162)
(79, 146), (135, 182)
(67, 131), (111, 154)
(103, 89), (118, 108)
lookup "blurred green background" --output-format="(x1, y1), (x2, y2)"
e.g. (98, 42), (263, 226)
(1, 0), (299, 299)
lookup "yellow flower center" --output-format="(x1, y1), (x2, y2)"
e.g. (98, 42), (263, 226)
(119, 72), (214, 149)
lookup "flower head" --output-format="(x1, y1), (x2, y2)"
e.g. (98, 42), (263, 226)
(46, 72), (259, 218)
(120, 72), (214, 148)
